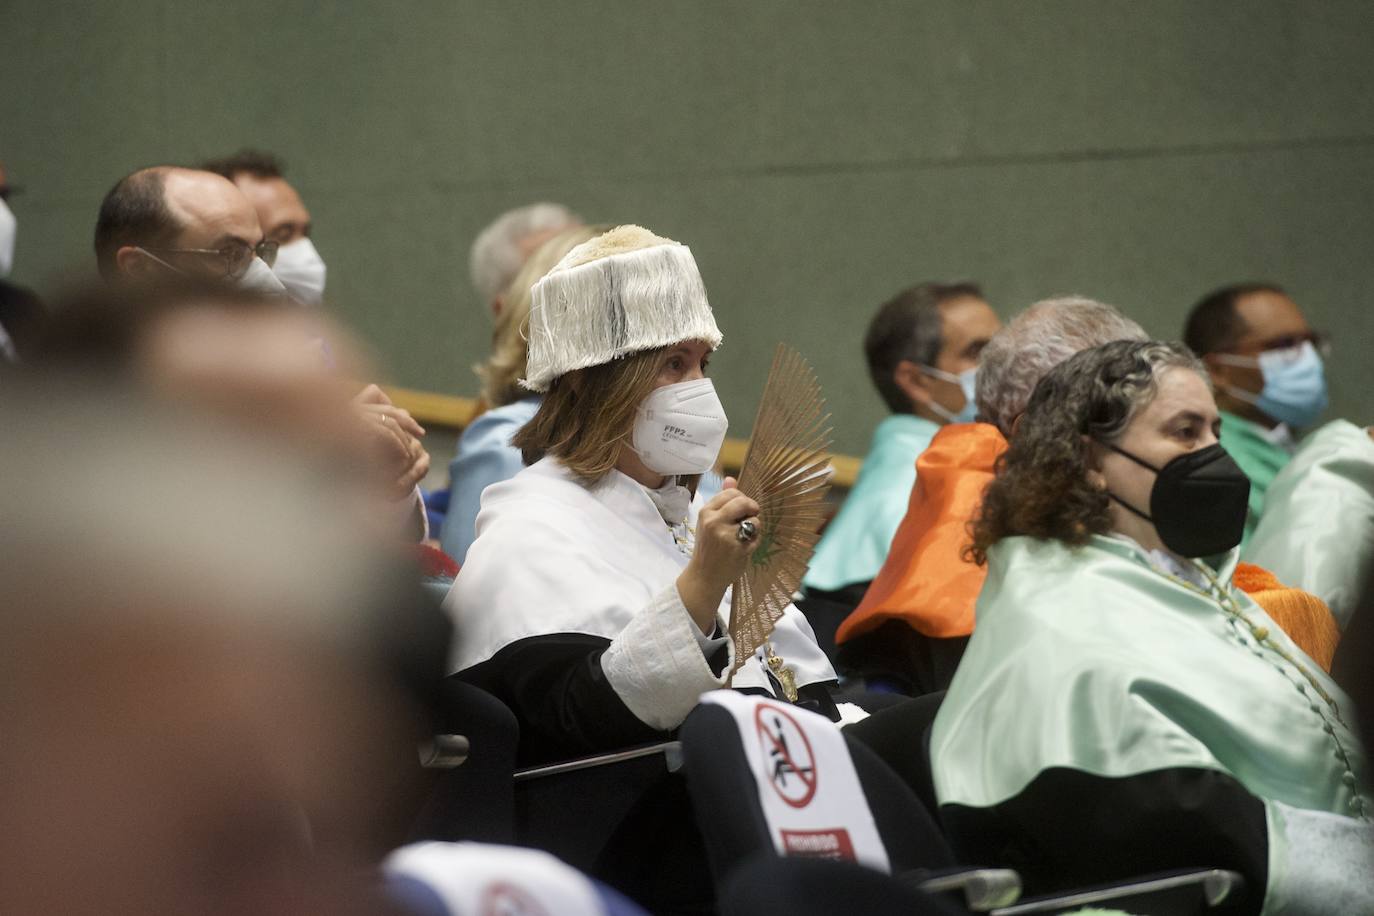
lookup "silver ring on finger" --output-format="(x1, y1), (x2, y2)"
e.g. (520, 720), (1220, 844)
(736, 519), (758, 543)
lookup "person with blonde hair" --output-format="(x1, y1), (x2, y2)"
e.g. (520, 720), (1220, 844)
(440, 224), (607, 563)
(442, 225), (838, 764)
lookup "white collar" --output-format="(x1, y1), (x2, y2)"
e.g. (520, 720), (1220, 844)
(527, 460), (688, 556)
(643, 478), (692, 525)
(1107, 532), (1211, 590)
(1261, 421), (1297, 451)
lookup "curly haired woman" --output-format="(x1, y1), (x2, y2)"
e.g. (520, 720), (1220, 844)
(931, 339), (1372, 915)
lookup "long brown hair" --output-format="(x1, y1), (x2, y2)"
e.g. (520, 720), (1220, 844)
(512, 347), (668, 483)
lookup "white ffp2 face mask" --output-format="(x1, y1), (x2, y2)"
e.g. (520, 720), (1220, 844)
(238, 256), (288, 297)
(630, 377), (729, 476)
(271, 237), (327, 305)
(0, 198), (16, 277)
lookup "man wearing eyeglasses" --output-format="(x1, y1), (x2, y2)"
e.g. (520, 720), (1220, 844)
(1183, 283), (1330, 543)
(91, 165), (434, 542)
(201, 150), (327, 306)
(93, 166), (286, 296)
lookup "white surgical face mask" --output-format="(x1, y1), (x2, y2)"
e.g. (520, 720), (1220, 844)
(271, 237), (327, 305)
(238, 256), (288, 297)
(0, 197), (16, 277)
(630, 377), (729, 476)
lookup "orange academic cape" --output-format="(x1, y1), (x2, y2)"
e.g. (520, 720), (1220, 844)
(836, 422), (1006, 643)
(834, 422), (1340, 671)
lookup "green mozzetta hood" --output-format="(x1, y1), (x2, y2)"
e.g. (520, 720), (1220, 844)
(1245, 419), (1374, 631)
(931, 534), (1372, 910)
(931, 534), (1366, 816)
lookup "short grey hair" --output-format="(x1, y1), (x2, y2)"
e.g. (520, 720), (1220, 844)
(469, 203), (582, 304)
(976, 296), (1147, 436)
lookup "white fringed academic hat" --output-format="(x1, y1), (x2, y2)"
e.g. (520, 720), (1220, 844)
(521, 225), (723, 392)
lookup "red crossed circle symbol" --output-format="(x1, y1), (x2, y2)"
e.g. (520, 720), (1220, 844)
(754, 702), (818, 808)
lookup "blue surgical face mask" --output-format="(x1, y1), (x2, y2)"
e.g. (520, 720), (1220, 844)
(919, 365), (978, 424)
(1215, 341), (1328, 430)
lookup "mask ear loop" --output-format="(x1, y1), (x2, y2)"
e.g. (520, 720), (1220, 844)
(1093, 438), (1159, 522)
(916, 365), (972, 423)
(924, 398), (962, 424)
(1206, 353), (1266, 407)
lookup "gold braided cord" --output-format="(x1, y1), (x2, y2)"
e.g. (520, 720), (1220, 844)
(728, 344), (833, 673)
(1182, 560), (1368, 821)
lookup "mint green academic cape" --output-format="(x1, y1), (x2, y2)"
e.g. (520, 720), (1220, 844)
(932, 535), (1370, 913)
(804, 414), (939, 592)
(1246, 419), (1374, 631)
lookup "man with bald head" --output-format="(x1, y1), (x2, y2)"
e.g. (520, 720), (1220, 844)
(93, 166), (285, 295)
(202, 149), (326, 305)
(90, 166), (432, 540)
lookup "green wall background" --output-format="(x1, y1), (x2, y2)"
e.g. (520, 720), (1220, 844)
(4, 1), (1373, 454)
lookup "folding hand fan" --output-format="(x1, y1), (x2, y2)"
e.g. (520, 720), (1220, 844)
(728, 344), (833, 698)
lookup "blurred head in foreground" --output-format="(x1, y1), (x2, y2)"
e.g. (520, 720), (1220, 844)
(0, 382), (425, 915)
(31, 279), (431, 539)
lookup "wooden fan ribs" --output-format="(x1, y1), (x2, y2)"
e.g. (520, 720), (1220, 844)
(728, 344), (833, 673)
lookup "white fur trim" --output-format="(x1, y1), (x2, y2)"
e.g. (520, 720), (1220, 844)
(522, 239), (722, 391)
(600, 582), (734, 730)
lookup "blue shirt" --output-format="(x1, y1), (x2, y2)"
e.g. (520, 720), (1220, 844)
(440, 397), (541, 563)
(803, 414), (940, 592)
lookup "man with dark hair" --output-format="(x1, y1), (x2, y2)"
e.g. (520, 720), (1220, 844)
(202, 149), (325, 304)
(800, 282), (999, 642)
(1183, 282), (1328, 541)
(93, 166), (286, 296)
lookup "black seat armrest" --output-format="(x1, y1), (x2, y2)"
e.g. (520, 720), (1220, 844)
(989, 868), (1246, 915)
(513, 740), (682, 781)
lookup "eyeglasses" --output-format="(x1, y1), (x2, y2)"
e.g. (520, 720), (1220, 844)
(1253, 331), (1331, 361)
(1215, 331), (1331, 369)
(142, 239), (279, 280)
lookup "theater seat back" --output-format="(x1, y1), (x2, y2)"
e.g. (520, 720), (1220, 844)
(680, 692), (954, 885)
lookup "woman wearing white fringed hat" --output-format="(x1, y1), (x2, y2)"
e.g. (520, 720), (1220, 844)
(441, 225), (839, 764)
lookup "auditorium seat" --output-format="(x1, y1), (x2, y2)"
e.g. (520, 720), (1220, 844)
(680, 693), (1246, 915)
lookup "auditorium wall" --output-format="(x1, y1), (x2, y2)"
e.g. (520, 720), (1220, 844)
(4, 1), (1373, 453)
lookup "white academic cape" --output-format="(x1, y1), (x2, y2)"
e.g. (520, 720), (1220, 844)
(444, 457), (837, 732)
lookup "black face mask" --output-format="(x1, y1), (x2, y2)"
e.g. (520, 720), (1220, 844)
(1098, 442), (1251, 558)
